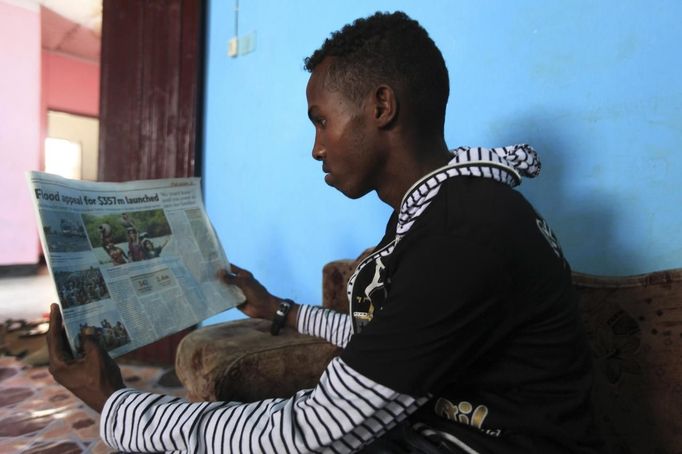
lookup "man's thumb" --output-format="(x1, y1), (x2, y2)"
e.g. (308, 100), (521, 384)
(82, 334), (100, 353)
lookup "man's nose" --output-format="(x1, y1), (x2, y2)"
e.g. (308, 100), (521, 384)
(311, 139), (325, 161)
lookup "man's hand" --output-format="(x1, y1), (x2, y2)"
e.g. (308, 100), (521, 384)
(218, 264), (295, 322)
(47, 303), (125, 413)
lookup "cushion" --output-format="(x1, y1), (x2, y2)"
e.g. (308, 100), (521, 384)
(175, 318), (340, 402)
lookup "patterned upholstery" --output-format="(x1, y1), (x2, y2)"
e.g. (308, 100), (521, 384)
(574, 270), (682, 454)
(176, 261), (682, 453)
(175, 318), (340, 402)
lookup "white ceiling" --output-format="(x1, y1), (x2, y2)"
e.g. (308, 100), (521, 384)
(41, 0), (101, 62)
(5, 0), (103, 62)
(40, 0), (101, 33)
(41, 3), (101, 62)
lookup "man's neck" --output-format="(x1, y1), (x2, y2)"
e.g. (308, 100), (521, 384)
(375, 136), (451, 210)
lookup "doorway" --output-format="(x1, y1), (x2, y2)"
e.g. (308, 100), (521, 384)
(45, 110), (99, 180)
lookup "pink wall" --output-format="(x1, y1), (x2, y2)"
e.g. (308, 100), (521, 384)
(42, 51), (100, 117)
(0, 1), (42, 266)
(40, 50), (100, 186)
(0, 1), (100, 267)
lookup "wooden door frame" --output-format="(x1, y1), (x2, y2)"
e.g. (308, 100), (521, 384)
(98, 0), (205, 182)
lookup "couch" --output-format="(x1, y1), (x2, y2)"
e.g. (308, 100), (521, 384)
(176, 257), (682, 454)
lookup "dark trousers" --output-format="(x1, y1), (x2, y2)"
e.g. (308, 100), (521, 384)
(359, 422), (465, 454)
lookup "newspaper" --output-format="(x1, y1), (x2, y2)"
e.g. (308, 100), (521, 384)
(26, 171), (244, 358)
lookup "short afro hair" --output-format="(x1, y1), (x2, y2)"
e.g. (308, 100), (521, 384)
(304, 11), (449, 134)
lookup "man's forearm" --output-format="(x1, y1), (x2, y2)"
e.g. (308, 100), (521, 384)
(296, 304), (353, 348)
(101, 357), (426, 453)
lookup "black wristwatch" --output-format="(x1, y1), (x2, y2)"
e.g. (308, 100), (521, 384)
(270, 299), (293, 336)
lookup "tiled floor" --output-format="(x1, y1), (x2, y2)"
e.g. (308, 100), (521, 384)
(0, 267), (57, 322)
(0, 269), (185, 453)
(0, 356), (184, 453)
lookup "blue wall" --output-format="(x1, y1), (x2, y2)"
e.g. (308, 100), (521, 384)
(203, 1), (682, 324)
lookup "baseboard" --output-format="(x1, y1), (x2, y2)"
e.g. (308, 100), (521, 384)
(0, 264), (39, 278)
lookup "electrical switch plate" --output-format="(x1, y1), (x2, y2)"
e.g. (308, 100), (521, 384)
(228, 37), (238, 57)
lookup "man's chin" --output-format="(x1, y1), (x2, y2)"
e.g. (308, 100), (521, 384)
(324, 175), (369, 199)
(336, 185), (370, 200)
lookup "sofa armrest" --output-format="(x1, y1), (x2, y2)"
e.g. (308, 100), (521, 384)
(175, 318), (340, 402)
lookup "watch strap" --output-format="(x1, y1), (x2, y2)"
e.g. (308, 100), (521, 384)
(270, 299), (293, 336)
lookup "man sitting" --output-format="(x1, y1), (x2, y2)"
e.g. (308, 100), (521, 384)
(47, 11), (602, 453)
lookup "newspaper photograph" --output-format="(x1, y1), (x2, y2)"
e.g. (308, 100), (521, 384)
(27, 171), (244, 358)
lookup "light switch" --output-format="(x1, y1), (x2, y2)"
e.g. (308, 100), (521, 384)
(228, 37), (238, 57)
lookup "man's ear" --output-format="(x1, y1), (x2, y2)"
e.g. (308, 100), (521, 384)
(372, 85), (398, 129)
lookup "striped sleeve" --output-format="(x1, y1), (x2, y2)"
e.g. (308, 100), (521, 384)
(100, 357), (428, 453)
(296, 304), (353, 348)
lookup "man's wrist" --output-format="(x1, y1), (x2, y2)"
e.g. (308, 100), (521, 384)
(270, 298), (294, 335)
(94, 384), (125, 413)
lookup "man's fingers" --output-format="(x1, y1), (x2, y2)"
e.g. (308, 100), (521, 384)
(49, 302), (62, 327)
(217, 268), (235, 283)
(229, 263), (253, 277)
(81, 334), (101, 356)
(229, 263), (244, 273)
(218, 263), (250, 283)
(47, 303), (67, 365)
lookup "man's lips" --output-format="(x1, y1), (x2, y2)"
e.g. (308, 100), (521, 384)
(322, 165), (333, 184)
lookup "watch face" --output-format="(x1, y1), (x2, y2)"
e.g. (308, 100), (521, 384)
(276, 301), (291, 318)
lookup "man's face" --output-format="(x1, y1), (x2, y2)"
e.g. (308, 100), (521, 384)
(306, 59), (385, 199)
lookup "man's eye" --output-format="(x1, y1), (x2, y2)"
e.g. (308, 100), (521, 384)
(316, 118), (327, 128)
